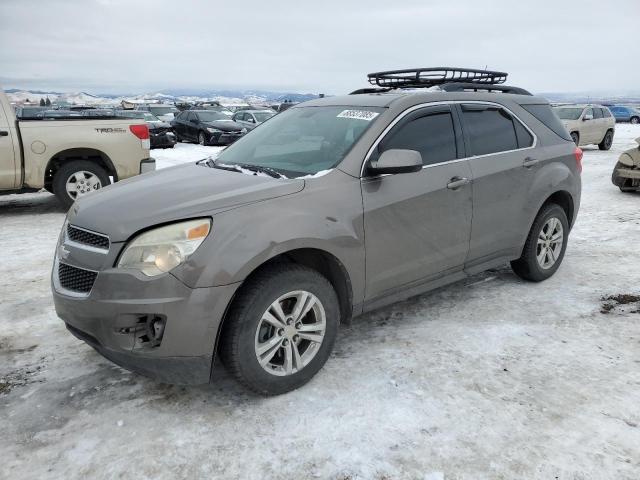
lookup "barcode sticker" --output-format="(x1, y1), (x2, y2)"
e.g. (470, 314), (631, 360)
(336, 110), (380, 121)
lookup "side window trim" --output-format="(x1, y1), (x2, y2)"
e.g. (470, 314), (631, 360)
(366, 104), (463, 174)
(455, 103), (536, 158)
(360, 101), (538, 177)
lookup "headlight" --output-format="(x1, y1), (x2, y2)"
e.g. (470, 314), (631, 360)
(117, 219), (211, 276)
(206, 127), (221, 133)
(241, 128), (248, 134)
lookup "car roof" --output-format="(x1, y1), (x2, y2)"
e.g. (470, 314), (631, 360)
(299, 91), (550, 111)
(239, 109), (275, 114)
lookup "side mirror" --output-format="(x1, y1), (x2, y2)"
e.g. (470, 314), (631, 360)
(368, 149), (423, 175)
(583, 114), (593, 121)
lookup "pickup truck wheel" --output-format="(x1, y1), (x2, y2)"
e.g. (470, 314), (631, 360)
(631, 116), (640, 124)
(198, 132), (207, 145)
(570, 132), (579, 146)
(219, 264), (339, 396)
(511, 204), (569, 282)
(52, 160), (109, 209)
(598, 130), (613, 150)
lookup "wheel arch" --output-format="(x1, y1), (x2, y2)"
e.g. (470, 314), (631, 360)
(44, 148), (117, 190)
(538, 190), (575, 229)
(212, 247), (354, 363)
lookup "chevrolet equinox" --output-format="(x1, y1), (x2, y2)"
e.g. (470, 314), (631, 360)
(52, 68), (582, 395)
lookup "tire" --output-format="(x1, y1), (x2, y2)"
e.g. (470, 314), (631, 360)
(198, 131), (207, 146)
(511, 204), (569, 282)
(219, 264), (339, 395)
(52, 160), (110, 209)
(631, 116), (639, 125)
(598, 130), (614, 150)
(570, 132), (579, 146)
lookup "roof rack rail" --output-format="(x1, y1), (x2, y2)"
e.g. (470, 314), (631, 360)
(367, 67), (508, 89)
(439, 82), (532, 96)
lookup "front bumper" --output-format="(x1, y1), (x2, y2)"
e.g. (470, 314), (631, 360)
(209, 131), (245, 145)
(150, 131), (177, 148)
(52, 259), (239, 385)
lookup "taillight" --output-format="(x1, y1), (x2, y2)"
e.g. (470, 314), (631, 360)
(574, 146), (583, 173)
(129, 124), (149, 140)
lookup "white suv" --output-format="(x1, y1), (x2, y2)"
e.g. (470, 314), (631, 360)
(553, 104), (615, 150)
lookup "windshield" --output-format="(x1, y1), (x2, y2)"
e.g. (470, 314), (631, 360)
(215, 106), (383, 178)
(553, 107), (584, 120)
(196, 111), (229, 122)
(149, 106), (177, 115)
(254, 112), (275, 122)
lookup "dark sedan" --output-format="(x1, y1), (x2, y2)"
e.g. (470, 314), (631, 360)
(171, 110), (247, 146)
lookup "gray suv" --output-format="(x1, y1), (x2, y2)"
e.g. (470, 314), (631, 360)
(52, 68), (582, 395)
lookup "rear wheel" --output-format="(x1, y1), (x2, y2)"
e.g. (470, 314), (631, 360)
(631, 116), (639, 124)
(198, 131), (207, 145)
(220, 264), (339, 395)
(598, 130), (613, 150)
(511, 204), (569, 282)
(52, 160), (110, 209)
(570, 132), (579, 146)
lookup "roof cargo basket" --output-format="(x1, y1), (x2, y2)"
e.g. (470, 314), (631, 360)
(354, 67), (531, 96)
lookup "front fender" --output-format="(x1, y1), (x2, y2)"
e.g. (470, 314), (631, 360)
(171, 171), (367, 305)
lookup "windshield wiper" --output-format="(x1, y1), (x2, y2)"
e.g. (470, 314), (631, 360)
(211, 159), (285, 179)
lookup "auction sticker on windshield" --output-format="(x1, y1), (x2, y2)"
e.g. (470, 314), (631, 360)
(337, 110), (380, 121)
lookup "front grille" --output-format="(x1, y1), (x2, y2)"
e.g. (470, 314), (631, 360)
(67, 225), (109, 250)
(58, 263), (98, 293)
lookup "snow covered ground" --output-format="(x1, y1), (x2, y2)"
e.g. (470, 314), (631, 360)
(1, 127), (639, 479)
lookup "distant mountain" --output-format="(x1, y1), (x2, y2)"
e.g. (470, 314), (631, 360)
(541, 91), (640, 105)
(5, 88), (320, 106)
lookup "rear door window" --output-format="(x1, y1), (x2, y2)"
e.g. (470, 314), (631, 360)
(460, 105), (521, 156)
(379, 109), (458, 166)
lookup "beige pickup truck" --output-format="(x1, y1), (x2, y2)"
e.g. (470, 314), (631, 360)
(0, 88), (155, 208)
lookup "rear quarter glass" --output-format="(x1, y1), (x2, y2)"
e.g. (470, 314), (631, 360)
(522, 104), (572, 142)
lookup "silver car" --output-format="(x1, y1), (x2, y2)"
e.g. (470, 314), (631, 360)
(553, 104), (615, 150)
(52, 68), (582, 395)
(232, 109), (276, 130)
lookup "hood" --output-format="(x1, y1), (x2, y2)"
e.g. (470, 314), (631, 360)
(67, 163), (304, 241)
(202, 120), (244, 132)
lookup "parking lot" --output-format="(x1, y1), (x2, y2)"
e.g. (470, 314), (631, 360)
(1, 127), (639, 479)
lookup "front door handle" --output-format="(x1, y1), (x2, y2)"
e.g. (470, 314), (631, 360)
(523, 157), (540, 168)
(0, 130), (8, 137)
(447, 176), (471, 190)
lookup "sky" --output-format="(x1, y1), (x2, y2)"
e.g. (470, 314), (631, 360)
(1, 0), (639, 96)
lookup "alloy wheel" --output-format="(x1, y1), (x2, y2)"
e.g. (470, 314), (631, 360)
(254, 290), (326, 376)
(536, 217), (564, 269)
(65, 171), (102, 201)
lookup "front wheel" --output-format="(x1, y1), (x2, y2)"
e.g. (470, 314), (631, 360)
(630, 116), (639, 125)
(511, 204), (569, 282)
(598, 130), (613, 150)
(52, 160), (110, 209)
(220, 264), (339, 395)
(198, 131), (207, 145)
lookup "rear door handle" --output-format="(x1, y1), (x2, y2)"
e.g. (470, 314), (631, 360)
(0, 130), (8, 137)
(447, 176), (471, 190)
(523, 157), (539, 168)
